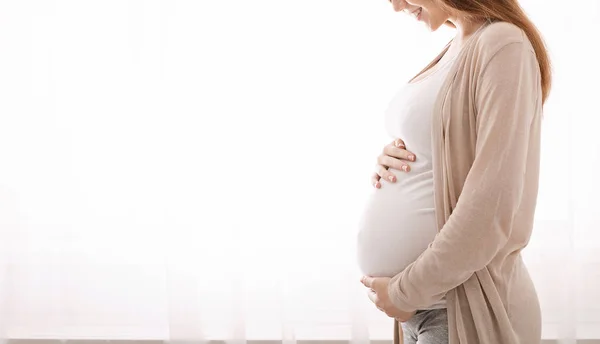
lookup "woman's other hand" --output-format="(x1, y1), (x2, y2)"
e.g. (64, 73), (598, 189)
(372, 138), (416, 189)
(360, 275), (417, 322)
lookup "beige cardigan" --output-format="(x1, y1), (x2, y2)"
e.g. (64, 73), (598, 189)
(388, 21), (543, 344)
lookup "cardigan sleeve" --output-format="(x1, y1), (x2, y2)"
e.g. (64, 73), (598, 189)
(387, 41), (542, 312)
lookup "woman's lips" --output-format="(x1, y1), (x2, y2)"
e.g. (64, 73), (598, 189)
(412, 7), (422, 21)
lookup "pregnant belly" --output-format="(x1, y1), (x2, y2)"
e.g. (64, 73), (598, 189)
(356, 169), (438, 277)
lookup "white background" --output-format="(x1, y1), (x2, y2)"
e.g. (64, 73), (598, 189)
(0, 0), (598, 342)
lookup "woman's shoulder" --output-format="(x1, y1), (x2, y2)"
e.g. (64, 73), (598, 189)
(473, 21), (535, 61)
(479, 21), (526, 44)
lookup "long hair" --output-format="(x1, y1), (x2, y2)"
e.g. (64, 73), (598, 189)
(441, 0), (552, 104)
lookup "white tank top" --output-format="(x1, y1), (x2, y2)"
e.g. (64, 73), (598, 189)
(356, 57), (457, 310)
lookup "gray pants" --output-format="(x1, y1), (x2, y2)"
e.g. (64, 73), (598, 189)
(398, 308), (448, 344)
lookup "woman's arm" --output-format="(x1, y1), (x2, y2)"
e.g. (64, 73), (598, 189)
(387, 40), (542, 312)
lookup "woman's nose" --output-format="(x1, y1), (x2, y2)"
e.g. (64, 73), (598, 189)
(390, 0), (409, 12)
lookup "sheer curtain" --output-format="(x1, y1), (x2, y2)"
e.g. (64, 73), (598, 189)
(0, 0), (598, 343)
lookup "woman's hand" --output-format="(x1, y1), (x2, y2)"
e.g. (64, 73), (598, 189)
(372, 138), (416, 189)
(360, 275), (417, 322)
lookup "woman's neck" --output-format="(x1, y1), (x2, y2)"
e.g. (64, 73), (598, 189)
(448, 17), (488, 48)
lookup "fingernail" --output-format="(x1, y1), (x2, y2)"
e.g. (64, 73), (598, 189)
(409, 155), (415, 161)
(388, 176), (395, 182)
(402, 165), (408, 172)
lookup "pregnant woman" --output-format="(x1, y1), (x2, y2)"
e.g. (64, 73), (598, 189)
(357, 0), (551, 343)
